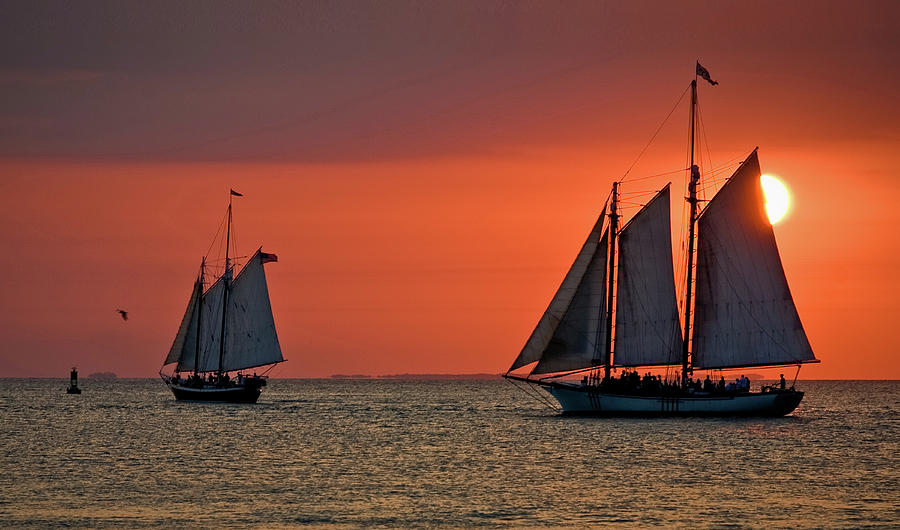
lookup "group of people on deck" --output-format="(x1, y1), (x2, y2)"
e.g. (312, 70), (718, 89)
(588, 369), (787, 395)
(723, 375), (752, 393)
(171, 372), (258, 389)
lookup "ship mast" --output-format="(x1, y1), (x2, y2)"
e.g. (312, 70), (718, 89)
(217, 196), (233, 379)
(603, 182), (619, 380)
(681, 78), (700, 386)
(194, 257), (205, 377)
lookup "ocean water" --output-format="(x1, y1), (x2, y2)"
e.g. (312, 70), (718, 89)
(0, 379), (896, 528)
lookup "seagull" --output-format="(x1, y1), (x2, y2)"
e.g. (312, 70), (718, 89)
(116, 309), (128, 321)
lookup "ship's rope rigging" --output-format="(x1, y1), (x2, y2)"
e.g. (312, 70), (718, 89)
(197, 200), (249, 287)
(619, 83), (691, 183)
(504, 376), (560, 412)
(612, 78), (743, 221)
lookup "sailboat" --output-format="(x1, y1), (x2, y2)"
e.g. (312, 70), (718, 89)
(160, 191), (284, 403)
(504, 65), (819, 416)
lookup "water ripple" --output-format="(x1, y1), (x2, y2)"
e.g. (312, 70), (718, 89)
(0, 379), (896, 527)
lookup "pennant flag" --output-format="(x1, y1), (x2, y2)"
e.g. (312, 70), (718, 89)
(696, 62), (718, 86)
(260, 252), (278, 264)
(230, 189), (243, 197)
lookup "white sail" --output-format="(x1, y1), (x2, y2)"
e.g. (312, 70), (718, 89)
(613, 185), (683, 367)
(175, 271), (227, 373)
(222, 249), (284, 372)
(532, 230), (609, 374)
(509, 208), (609, 375)
(691, 150), (816, 369)
(168, 250), (282, 373)
(164, 277), (200, 366)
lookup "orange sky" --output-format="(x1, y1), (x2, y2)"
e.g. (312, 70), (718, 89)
(1, 2), (898, 378)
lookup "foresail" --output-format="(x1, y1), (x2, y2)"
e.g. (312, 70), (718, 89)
(692, 150), (816, 369)
(613, 185), (683, 367)
(164, 277), (200, 366)
(509, 208), (609, 375)
(222, 249), (284, 372)
(532, 229), (608, 374)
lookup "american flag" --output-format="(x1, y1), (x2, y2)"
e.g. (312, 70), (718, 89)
(696, 62), (718, 86)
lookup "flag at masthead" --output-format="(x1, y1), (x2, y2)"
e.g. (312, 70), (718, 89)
(696, 62), (718, 86)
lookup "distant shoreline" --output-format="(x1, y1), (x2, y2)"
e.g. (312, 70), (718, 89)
(329, 373), (501, 381)
(0, 373), (900, 382)
(87, 372), (117, 380)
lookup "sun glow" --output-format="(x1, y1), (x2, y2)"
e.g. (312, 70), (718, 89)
(761, 174), (790, 224)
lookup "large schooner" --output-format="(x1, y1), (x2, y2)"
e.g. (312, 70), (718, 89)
(504, 65), (818, 416)
(160, 191), (284, 403)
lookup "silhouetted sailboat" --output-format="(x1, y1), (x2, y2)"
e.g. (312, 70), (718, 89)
(504, 65), (818, 416)
(160, 191), (284, 403)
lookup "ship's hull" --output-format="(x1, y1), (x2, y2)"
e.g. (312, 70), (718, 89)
(165, 381), (263, 403)
(545, 383), (803, 417)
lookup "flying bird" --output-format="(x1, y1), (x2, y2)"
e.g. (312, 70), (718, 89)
(116, 309), (128, 321)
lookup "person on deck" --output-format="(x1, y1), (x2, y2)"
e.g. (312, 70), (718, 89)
(779, 374), (786, 391)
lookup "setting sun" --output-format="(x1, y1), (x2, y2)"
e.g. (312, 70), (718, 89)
(761, 174), (789, 224)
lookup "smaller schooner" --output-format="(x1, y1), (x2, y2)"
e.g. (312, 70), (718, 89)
(160, 190), (284, 403)
(504, 64), (819, 416)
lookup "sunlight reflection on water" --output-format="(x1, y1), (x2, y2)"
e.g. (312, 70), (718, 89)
(0, 379), (896, 527)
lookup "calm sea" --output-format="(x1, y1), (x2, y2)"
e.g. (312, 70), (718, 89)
(0, 379), (896, 527)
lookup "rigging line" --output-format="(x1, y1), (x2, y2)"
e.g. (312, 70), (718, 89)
(255, 363), (278, 377)
(230, 222), (238, 269)
(537, 364), (606, 380)
(704, 155), (744, 172)
(505, 377), (559, 412)
(705, 165), (741, 179)
(619, 189), (663, 197)
(620, 83), (691, 182)
(705, 158), (744, 180)
(698, 103), (719, 193)
(521, 380), (561, 411)
(204, 207), (230, 261)
(618, 168), (687, 183)
(620, 186), (665, 193)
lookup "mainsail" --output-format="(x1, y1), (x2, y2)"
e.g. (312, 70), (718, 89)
(613, 185), (683, 367)
(193, 272), (227, 373)
(509, 208), (609, 374)
(223, 250), (284, 371)
(165, 249), (284, 373)
(691, 150), (816, 369)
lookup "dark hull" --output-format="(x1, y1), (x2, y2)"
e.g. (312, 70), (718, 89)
(547, 382), (804, 417)
(166, 382), (263, 403)
(504, 375), (805, 417)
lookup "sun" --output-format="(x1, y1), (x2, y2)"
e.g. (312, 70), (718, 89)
(760, 175), (789, 224)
